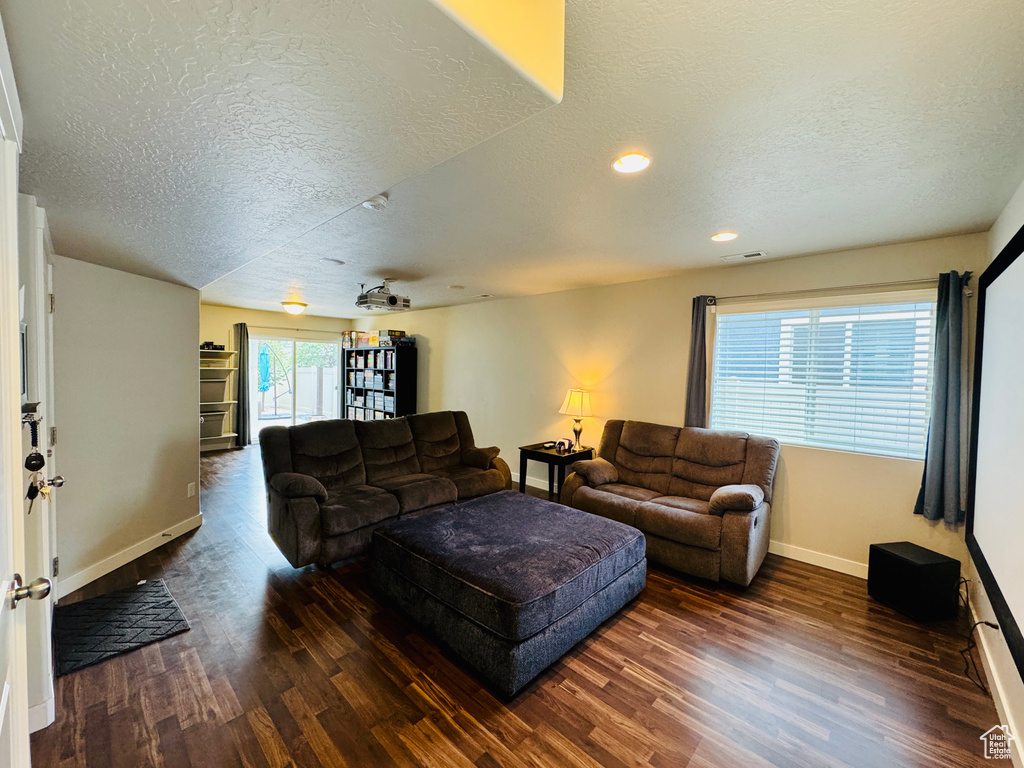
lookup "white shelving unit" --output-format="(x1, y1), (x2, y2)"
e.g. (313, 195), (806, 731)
(200, 348), (239, 452)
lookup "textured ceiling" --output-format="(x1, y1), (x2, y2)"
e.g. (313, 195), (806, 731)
(202, 0), (1024, 317)
(0, 0), (556, 286)
(9, 0), (1024, 317)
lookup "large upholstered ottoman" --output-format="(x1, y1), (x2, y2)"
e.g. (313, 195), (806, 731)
(370, 490), (646, 696)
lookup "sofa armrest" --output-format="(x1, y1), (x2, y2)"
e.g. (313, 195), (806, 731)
(571, 457), (618, 487)
(560, 472), (587, 507)
(708, 484), (764, 516)
(463, 445), (500, 470)
(720, 503), (771, 586)
(490, 456), (513, 490)
(270, 472), (328, 503)
(267, 492), (322, 568)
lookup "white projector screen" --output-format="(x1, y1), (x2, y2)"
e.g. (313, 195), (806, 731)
(968, 225), (1024, 682)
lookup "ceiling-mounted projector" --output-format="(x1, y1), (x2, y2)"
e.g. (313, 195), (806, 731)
(356, 279), (410, 311)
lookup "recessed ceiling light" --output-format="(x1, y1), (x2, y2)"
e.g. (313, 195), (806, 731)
(320, 258), (346, 266)
(612, 153), (651, 174)
(475, 294), (493, 299)
(281, 301), (307, 315)
(711, 232), (738, 242)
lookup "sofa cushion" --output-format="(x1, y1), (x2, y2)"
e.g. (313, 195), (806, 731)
(259, 426), (293, 481)
(613, 421), (680, 494)
(741, 435), (781, 504)
(429, 465), (506, 499)
(373, 472), (458, 514)
(407, 411), (463, 472)
(596, 419), (625, 463)
(636, 499), (721, 550)
(644, 495), (710, 514)
(572, 483), (661, 526)
(371, 490), (646, 642)
(667, 427), (748, 500)
(321, 485), (400, 537)
(288, 420), (366, 489)
(355, 419), (421, 483)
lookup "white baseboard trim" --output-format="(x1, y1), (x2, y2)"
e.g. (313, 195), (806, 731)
(971, 600), (1024, 768)
(55, 513), (203, 600)
(508, 471), (554, 494)
(768, 540), (869, 579)
(28, 696), (54, 733)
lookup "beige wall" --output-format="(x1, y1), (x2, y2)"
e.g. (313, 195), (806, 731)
(971, 176), (1024, 765)
(200, 304), (352, 347)
(53, 256), (201, 596)
(357, 232), (988, 574)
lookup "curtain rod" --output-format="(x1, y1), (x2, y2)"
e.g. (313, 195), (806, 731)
(714, 277), (966, 303)
(245, 324), (344, 334)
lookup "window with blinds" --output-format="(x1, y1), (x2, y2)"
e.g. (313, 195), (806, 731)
(709, 299), (936, 459)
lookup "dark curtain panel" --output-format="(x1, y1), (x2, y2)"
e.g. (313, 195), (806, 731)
(684, 295), (716, 428)
(234, 323), (251, 447)
(914, 271), (972, 523)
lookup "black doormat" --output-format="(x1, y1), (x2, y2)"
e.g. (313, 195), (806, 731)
(54, 579), (190, 677)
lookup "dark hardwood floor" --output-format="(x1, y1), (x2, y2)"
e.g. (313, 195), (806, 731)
(32, 446), (997, 767)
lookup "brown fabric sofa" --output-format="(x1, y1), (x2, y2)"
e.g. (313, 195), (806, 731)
(260, 411), (511, 568)
(560, 419), (779, 586)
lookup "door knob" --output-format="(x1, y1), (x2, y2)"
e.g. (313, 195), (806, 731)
(47, 475), (64, 488)
(8, 574), (52, 609)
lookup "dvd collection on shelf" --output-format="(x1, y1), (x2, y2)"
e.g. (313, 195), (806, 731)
(342, 332), (416, 421)
(347, 349), (397, 370)
(341, 329), (411, 348)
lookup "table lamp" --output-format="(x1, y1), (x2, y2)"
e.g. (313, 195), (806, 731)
(558, 388), (592, 452)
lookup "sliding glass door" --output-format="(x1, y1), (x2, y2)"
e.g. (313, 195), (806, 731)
(249, 337), (340, 436)
(253, 339), (294, 431)
(295, 341), (341, 424)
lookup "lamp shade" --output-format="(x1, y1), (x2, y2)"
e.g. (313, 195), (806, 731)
(558, 389), (592, 418)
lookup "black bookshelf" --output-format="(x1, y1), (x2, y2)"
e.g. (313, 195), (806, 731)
(342, 344), (417, 420)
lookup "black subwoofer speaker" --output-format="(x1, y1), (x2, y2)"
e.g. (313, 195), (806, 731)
(867, 541), (960, 622)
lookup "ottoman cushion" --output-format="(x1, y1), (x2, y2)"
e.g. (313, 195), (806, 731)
(372, 490), (645, 641)
(372, 490), (646, 696)
(373, 555), (645, 697)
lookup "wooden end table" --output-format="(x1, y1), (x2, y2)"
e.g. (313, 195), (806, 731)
(518, 443), (594, 499)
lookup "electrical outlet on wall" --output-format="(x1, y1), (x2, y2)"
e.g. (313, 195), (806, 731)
(187, 482), (196, 498)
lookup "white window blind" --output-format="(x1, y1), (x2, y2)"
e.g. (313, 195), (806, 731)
(710, 298), (936, 459)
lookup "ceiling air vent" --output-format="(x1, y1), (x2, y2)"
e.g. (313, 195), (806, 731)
(721, 251), (767, 264)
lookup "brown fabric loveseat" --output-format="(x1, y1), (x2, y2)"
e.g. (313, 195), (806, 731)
(560, 419), (779, 586)
(260, 411), (511, 568)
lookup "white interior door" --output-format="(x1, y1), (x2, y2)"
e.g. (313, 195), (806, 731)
(44, 261), (56, 587)
(18, 195), (54, 732)
(0, 137), (32, 765)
